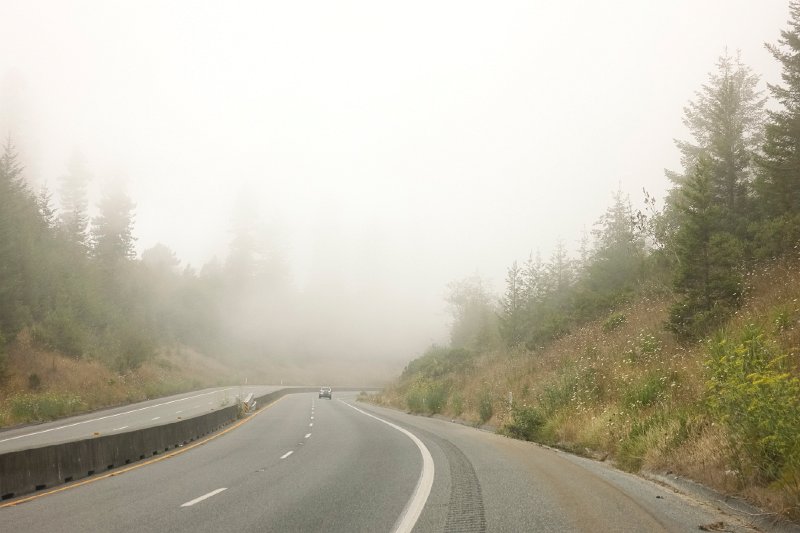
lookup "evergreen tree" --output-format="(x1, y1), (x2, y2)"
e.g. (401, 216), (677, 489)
(574, 189), (646, 318)
(667, 51), (764, 239)
(669, 157), (743, 339)
(758, 2), (800, 216)
(0, 138), (27, 334)
(753, 2), (800, 255)
(545, 240), (572, 295)
(499, 261), (525, 347)
(0, 138), (39, 334)
(521, 251), (544, 306)
(590, 189), (645, 282)
(58, 151), (91, 250)
(36, 185), (57, 230)
(91, 183), (136, 269)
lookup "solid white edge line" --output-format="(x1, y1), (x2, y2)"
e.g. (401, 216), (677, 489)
(341, 401), (434, 533)
(280, 451), (294, 459)
(180, 487), (227, 507)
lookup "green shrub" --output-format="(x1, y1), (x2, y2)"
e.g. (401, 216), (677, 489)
(34, 308), (91, 358)
(772, 308), (792, 333)
(110, 325), (156, 372)
(503, 405), (545, 441)
(403, 345), (474, 379)
(623, 374), (669, 410)
(602, 313), (626, 332)
(539, 369), (580, 415)
(426, 381), (448, 414)
(406, 380), (427, 413)
(707, 326), (800, 485)
(478, 389), (493, 423)
(450, 391), (464, 417)
(639, 333), (662, 356)
(28, 373), (41, 390)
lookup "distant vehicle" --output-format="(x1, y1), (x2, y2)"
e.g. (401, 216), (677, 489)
(319, 387), (332, 399)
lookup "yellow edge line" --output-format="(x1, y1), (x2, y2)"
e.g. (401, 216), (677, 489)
(0, 395), (288, 508)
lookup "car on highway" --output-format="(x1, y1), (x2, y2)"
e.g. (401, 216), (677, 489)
(319, 386), (332, 399)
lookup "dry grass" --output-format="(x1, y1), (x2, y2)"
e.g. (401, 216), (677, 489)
(0, 331), (400, 427)
(0, 333), (240, 426)
(377, 256), (800, 519)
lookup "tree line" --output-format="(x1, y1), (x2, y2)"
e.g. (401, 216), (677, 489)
(450, 4), (800, 351)
(0, 143), (292, 378)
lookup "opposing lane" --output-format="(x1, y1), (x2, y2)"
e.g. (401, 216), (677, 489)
(0, 386), (283, 453)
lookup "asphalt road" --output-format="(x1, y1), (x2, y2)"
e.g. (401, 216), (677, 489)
(0, 392), (784, 532)
(0, 386), (283, 453)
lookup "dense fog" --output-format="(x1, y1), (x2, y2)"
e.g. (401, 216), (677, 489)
(0, 1), (789, 379)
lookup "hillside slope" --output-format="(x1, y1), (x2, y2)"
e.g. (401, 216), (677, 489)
(375, 257), (800, 520)
(0, 332), (398, 428)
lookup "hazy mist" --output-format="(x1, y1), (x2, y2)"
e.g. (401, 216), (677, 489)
(0, 1), (789, 374)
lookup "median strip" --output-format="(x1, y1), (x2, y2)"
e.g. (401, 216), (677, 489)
(0, 389), (233, 445)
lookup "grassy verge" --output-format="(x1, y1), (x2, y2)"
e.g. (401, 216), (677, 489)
(0, 336), (238, 427)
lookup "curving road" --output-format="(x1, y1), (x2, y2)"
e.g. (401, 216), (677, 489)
(0, 392), (778, 532)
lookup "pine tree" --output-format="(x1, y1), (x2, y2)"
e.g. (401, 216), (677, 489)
(667, 51), (764, 239)
(36, 185), (57, 230)
(758, 2), (800, 214)
(499, 261), (525, 347)
(0, 137), (39, 334)
(91, 184), (136, 269)
(0, 138), (27, 334)
(574, 189), (646, 317)
(590, 189), (645, 284)
(545, 240), (572, 295)
(669, 157), (743, 339)
(58, 151), (91, 250)
(753, 2), (800, 254)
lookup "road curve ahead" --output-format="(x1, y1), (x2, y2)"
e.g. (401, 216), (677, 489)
(0, 392), (776, 532)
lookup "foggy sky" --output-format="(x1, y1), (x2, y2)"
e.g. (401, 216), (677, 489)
(0, 1), (790, 361)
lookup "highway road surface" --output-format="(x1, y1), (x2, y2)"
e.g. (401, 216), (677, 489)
(0, 392), (787, 532)
(0, 386), (282, 454)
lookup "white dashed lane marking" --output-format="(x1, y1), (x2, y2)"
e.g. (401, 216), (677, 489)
(304, 433), (311, 439)
(280, 451), (294, 459)
(181, 488), (227, 508)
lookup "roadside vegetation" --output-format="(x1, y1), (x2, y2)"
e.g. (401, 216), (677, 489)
(374, 3), (800, 520)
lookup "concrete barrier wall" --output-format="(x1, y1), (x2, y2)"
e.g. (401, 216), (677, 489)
(0, 386), (375, 501)
(0, 405), (238, 500)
